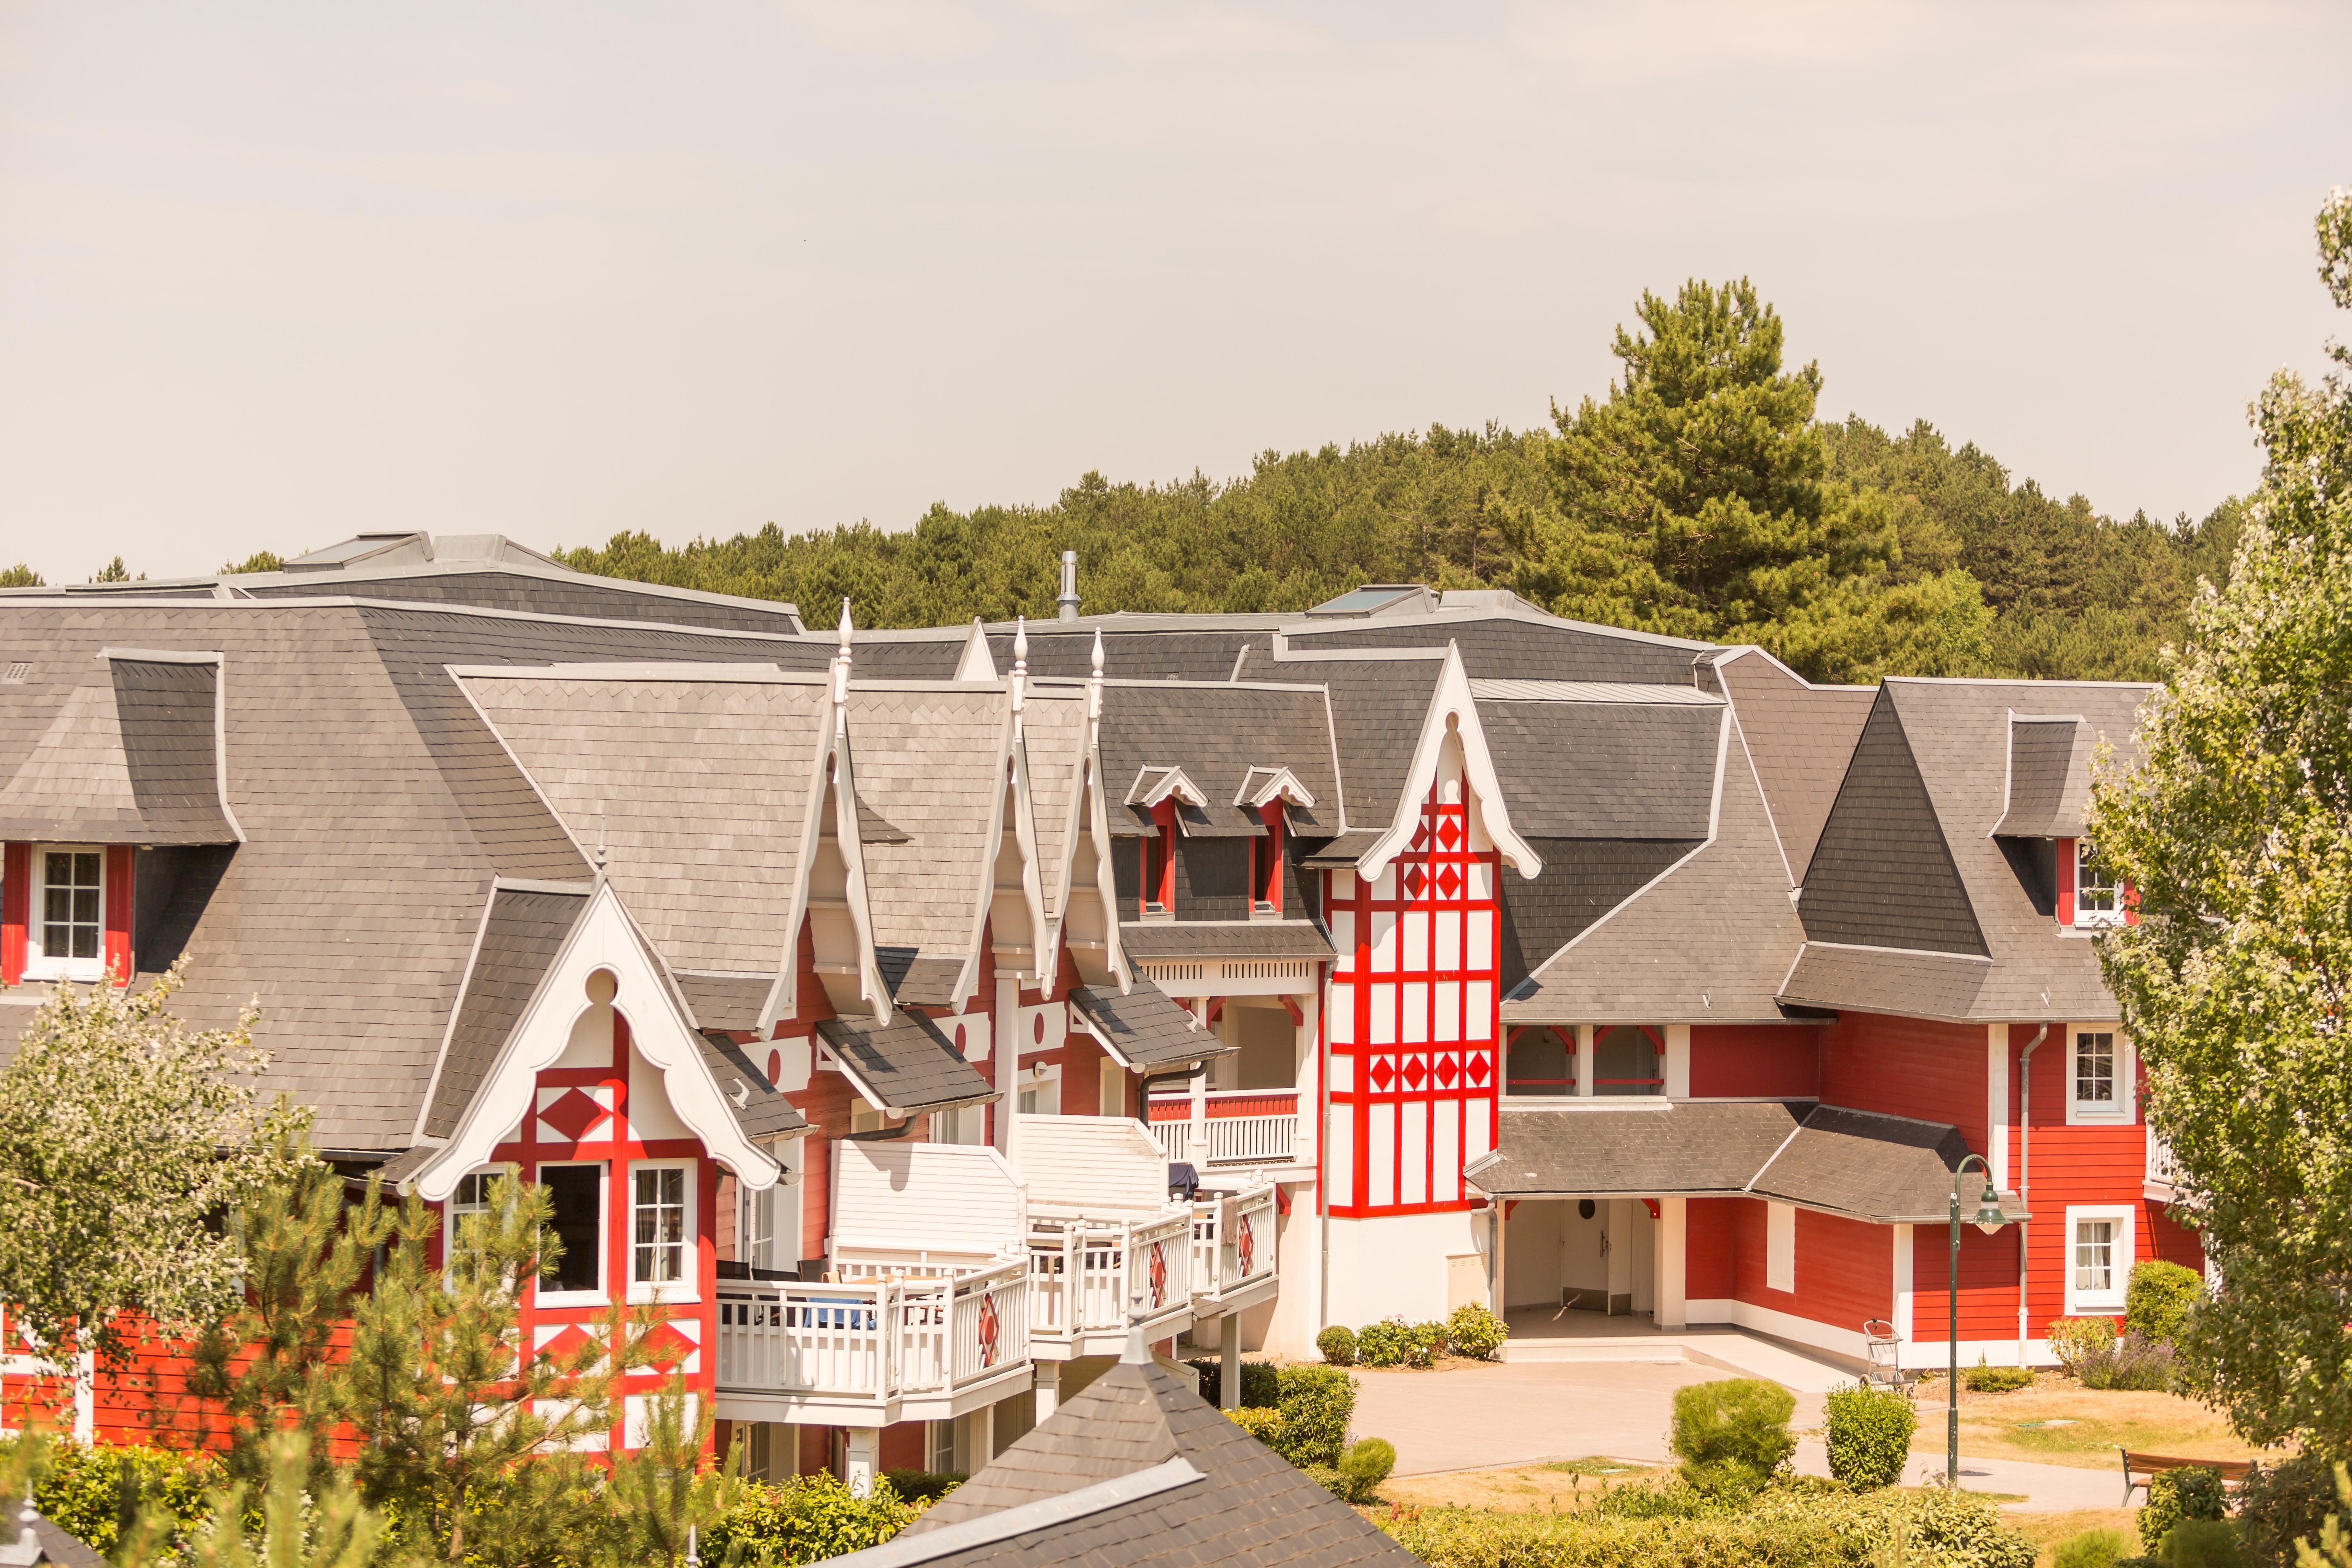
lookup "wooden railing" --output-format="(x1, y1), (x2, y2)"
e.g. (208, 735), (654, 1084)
(1027, 1206), (1195, 1344)
(713, 1258), (1030, 1405)
(1188, 1181), (1278, 1306)
(1147, 1089), (1300, 1167)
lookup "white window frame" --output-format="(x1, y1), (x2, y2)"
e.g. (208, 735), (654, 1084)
(736, 1144), (803, 1273)
(2064, 1204), (2135, 1315)
(25, 843), (107, 983)
(627, 1159), (696, 1303)
(445, 1164), (518, 1262)
(1016, 1062), (1062, 1117)
(2066, 1027), (2134, 1125)
(2073, 840), (2123, 928)
(1099, 1058), (1127, 1118)
(534, 1160), (609, 1308)
(1766, 1201), (1796, 1294)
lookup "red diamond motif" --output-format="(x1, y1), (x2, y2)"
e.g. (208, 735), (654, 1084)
(641, 1323), (695, 1371)
(539, 1089), (607, 1143)
(1436, 866), (1464, 900)
(1403, 1057), (1427, 1090)
(1437, 818), (1463, 850)
(1436, 1056), (1459, 1087)
(1465, 1054), (1492, 1087)
(540, 1323), (596, 1366)
(1369, 1058), (1397, 1092)
(1403, 866), (1426, 899)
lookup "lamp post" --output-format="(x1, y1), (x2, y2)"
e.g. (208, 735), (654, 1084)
(1947, 1154), (2010, 1490)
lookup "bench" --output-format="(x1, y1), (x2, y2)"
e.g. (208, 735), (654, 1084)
(2119, 1450), (2255, 1507)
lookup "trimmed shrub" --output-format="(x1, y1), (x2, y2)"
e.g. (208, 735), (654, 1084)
(1444, 1303), (1508, 1362)
(2049, 1317), (2119, 1376)
(2238, 1457), (2341, 1568)
(1824, 1380), (1916, 1489)
(1227, 1406), (1285, 1445)
(1669, 1379), (1796, 1488)
(1271, 1364), (1357, 1468)
(2126, 1261), (2202, 1345)
(2056, 1528), (2134, 1568)
(703, 1473), (921, 1565)
(2143, 1467), (2230, 1554)
(1964, 1365), (2036, 1393)
(879, 1470), (963, 1504)
(1804, 1485), (2041, 1568)
(2079, 1333), (2175, 1392)
(1334, 1437), (1396, 1503)
(2157, 1519), (2245, 1568)
(1356, 1316), (1442, 1369)
(1316, 1324), (1358, 1366)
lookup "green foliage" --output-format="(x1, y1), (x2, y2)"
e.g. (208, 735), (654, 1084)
(218, 550), (284, 574)
(1330, 1438), (1396, 1505)
(0, 1435), (212, 1555)
(2129, 1262), (2204, 1346)
(1227, 1406), (1285, 1445)
(2090, 189), (2352, 1458)
(2058, 1530), (2135, 1568)
(1824, 1381), (1917, 1488)
(2145, 1468), (2232, 1554)
(1964, 1365), (2036, 1393)
(877, 1471), (963, 1505)
(2049, 1318), (2120, 1376)
(0, 564), (43, 587)
(2159, 1520), (2246, 1568)
(1355, 1316), (1442, 1369)
(696, 1473), (918, 1567)
(1443, 1303), (1508, 1362)
(1183, 1357), (1277, 1408)
(1316, 1324), (1358, 1365)
(0, 961), (314, 1372)
(599, 1379), (747, 1568)
(2287, 1463), (2351, 1568)
(2240, 1457), (2343, 1568)
(2079, 1333), (2176, 1392)
(91, 556), (134, 583)
(118, 1433), (392, 1568)
(1670, 1378), (1797, 1489)
(1270, 1364), (1357, 1469)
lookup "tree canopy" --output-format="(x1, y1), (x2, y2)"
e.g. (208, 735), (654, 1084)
(559, 277), (2231, 682)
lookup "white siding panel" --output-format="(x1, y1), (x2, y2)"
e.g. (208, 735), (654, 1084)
(1465, 981), (1493, 1040)
(1371, 1102), (1396, 1210)
(1327, 1107), (1354, 1207)
(1015, 1115), (1168, 1212)
(1326, 984), (1354, 1045)
(1401, 1100), (1428, 1206)
(832, 1140), (1027, 1257)
(1434, 1098), (1461, 1205)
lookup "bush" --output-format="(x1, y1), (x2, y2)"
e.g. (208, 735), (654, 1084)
(1824, 1381), (1916, 1488)
(1670, 1379), (1797, 1488)
(1333, 1437), (1396, 1504)
(2157, 1519), (2245, 1568)
(2143, 1467), (2230, 1554)
(1227, 1406), (1285, 1445)
(1810, 1486), (2041, 1568)
(2239, 1457), (2341, 1568)
(1444, 1303), (1509, 1362)
(1316, 1325), (1358, 1366)
(2126, 1262), (2202, 1345)
(1964, 1365), (2036, 1393)
(1183, 1357), (1278, 1408)
(2079, 1333), (2175, 1392)
(703, 1473), (920, 1566)
(2049, 1317), (2120, 1376)
(1356, 1316), (1444, 1369)
(879, 1470), (964, 1504)
(2056, 1529), (2134, 1568)
(1271, 1364), (1357, 1468)
(0, 1440), (213, 1555)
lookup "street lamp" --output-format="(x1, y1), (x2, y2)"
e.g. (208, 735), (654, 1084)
(1947, 1154), (2010, 1490)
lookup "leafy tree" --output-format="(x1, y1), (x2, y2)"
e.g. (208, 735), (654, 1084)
(0, 564), (43, 587)
(2090, 188), (2352, 1458)
(341, 1176), (656, 1563)
(217, 550), (284, 574)
(0, 963), (311, 1378)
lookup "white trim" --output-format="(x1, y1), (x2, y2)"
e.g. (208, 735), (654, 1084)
(1127, 765), (1207, 810)
(1663, 1023), (1691, 1099)
(2065, 1026), (2133, 1125)
(22, 843), (107, 983)
(2064, 1203), (2135, 1315)
(952, 619), (997, 682)
(1987, 1024), (2010, 1191)
(1357, 643), (1541, 880)
(1684, 1297), (1870, 1360)
(1235, 766), (1316, 812)
(1765, 1201), (1796, 1294)
(1892, 1223), (1914, 1345)
(2071, 838), (2124, 928)
(626, 1157), (699, 1303)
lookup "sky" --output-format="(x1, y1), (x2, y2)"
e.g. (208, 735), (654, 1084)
(1, 2), (2347, 584)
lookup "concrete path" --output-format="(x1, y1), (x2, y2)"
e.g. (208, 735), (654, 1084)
(1791, 1439), (2126, 1513)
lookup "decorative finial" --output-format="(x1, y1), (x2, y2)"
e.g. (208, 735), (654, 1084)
(1090, 628), (1104, 681)
(1011, 615), (1028, 737)
(1088, 627), (1105, 721)
(837, 597), (854, 654)
(833, 600), (853, 733)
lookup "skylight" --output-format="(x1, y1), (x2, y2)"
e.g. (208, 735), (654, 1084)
(1305, 584), (1425, 616)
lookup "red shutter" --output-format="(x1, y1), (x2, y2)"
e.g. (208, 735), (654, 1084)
(0, 843), (27, 986)
(2055, 838), (2076, 925)
(105, 844), (134, 986)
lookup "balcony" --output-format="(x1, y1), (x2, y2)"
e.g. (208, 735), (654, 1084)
(1188, 1180), (1279, 1317)
(1026, 1205), (1195, 1359)
(712, 1257), (1032, 1427)
(2145, 1132), (2182, 1201)
(1147, 1089), (1301, 1169)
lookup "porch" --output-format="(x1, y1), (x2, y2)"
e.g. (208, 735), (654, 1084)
(1146, 1088), (1300, 1170)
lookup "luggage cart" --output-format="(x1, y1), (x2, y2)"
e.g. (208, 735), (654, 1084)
(1863, 1319), (1904, 1387)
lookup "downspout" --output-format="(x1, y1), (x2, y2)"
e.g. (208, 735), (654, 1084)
(2015, 1023), (2049, 1364)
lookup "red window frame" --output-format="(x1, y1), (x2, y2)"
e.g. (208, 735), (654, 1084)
(1141, 801), (1175, 914)
(1251, 803), (1284, 913)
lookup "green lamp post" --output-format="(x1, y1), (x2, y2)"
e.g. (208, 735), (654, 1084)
(1946, 1154), (2012, 1489)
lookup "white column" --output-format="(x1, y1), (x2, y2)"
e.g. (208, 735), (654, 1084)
(1655, 1198), (1688, 1330)
(1605, 1199), (1634, 1311)
(1986, 1024), (2010, 1192)
(1034, 1361), (1061, 1423)
(1664, 1025), (1691, 1100)
(1220, 1314), (1241, 1410)
(74, 1351), (94, 1443)
(1893, 1223), (1916, 1357)
(844, 1427), (880, 1496)
(973, 1401), (995, 1467)
(1293, 987), (1319, 1166)
(1575, 1025), (1595, 1098)
(994, 968), (1020, 1154)
(1189, 998), (1211, 1152)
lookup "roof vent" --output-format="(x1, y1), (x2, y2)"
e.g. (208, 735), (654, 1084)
(0, 663), (27, 684)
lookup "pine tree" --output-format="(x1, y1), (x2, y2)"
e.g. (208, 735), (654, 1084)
(598, 1377), (750, 1568)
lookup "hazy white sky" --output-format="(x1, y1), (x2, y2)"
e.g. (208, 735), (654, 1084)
(2, 2), (2346, 583)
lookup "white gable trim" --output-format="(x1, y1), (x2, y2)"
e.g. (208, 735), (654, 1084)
(1358, 643), (1542, 881)
(953, 619), (998, 682)
(410, 881), (782, 1202)
(1126, 765), (1207, 810)
(1236, 765), (1316, 812)
(771, 718), (890, 1031)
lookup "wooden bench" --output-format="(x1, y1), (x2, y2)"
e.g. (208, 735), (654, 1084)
(2119, 1450), (2255, 1507)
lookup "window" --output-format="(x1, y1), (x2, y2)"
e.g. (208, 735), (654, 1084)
(2074, 840), (2122, 927)
(2065, 1205), (2134, 1314)
(27, 846), (105, 981)
(1505, 1026), (1575, 1097)
(1251, 805), (1284, 914)
(540, 1164), (605, 1296)
(1142, 803), (1175, 915)
(447, 1167), (514, 1248)
(1593, 1025), (1665, 1097)
(1766, 1202), (1796, 1293)
(632, 1165), (689, 1287)
(849, 1101), (888, 1134)
(1099, 1058), (1127, 1118)
(929, 1104), (984, 1143)
(1017, 1066), (1061, 1116)
(2068, 1029), (2132, 1123)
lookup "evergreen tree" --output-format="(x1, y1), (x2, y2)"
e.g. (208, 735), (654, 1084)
(0, 564), (42, 587)
(599, 1378), (749, 1568)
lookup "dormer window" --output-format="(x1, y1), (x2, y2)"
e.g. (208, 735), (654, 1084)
(1251, 803), (1284, 915)
(28, 845), (106, 982)
(2074, 840), (2121, 927)
(1142, 801), (1175, 915)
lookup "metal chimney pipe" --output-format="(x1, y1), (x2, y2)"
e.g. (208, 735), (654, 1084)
(1057, 550), (1081, 622)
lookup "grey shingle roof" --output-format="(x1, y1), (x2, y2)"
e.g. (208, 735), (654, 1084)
(1020, 690), (1090, 922)
(1476, 694), (1720, 839)
(1284, 610), (1708, 683)
(1705, 649), (1875, 880)
(1116, 922), (1334, 962)
(1493, 838), (1702, 990)
(1096, 682), (1340, 841)
(893, 1357), (1417, 1568)
(817, 1011), (998, 1116)
(0, 656), (238, 844)
(1749, 1105), (1985, 1223)
(1992, 715), (2092, 838)
(1230, 647), (1441, 844)
(695, 1029), (810, 1141)
(1777, 943), (1993, 1018)
(1068, 981), (1235, 1070)
(674, 973), (776, 1032)
(419, 883), (590, 1139)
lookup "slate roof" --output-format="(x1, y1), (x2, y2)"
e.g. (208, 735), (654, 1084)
(1068, 981), (1235, 1070)
(418, 883), (590, 1139)
(1790, 679), (2151, 1020)
(888, 1355), (1415, 1568)
(4, 1507), (105, 1568)
(1020, 689), (1091, 922)
(1992, 714), (2095, 838)
(1474, 686), (1720, 839)
(1704, 648), (1875, 881)
(1116, 922), (1335, 963)
(695, 1029), (810, 1141)
(1283, 606), (1709, 684)
(0, 655), (238, 844)
(1230, 644), (1442, 845)
(1095, 682), (1340, 840)
(817, 1011), (998, 1116)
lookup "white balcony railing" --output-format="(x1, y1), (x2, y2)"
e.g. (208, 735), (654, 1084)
(2145, 1132), (2184, 1201)
(1189, 1182), (1279, 1308)
(1027, 1206), (1195, 1351)
(714, 1257), (1030, 1413)
(1148, 1090), (1300, 1167)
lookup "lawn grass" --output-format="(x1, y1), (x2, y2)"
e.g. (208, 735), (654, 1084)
(2003, 1506), (2145, 1567)
(1378, 1457), (1673, 1512)
(1909, 1374), (2287, 1472)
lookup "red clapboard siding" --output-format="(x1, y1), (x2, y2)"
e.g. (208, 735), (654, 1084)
(1690, 1024), (1823, 1098)
(1822, 1012), (1988, 1150)
(104, 844), (134, 985)
(1686, 1197), (1737, 1299)
(0, 842), (27, 986)
(1725, 1197), (1891, 1330)
(1914, 1220), (2024, 1340)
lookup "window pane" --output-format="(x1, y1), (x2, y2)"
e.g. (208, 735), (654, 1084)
(543, 1165), (603, 1293)
(2076, 1033), (2115, 1104)
(72, 889), (98, 924)
(2074, 1220), (2114, 1292)
(71, 924), (98, 960)
(72, 853), (99, 885)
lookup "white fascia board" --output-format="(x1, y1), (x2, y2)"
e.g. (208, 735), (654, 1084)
(1236, 766), (1316, 811)
(1358, 642), (1542, 881)
(411, 882), (781, 1201)
(1132, 766), (1207, 810)
(996, 726), (1052, 991)
(953, 618), (998, 682)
